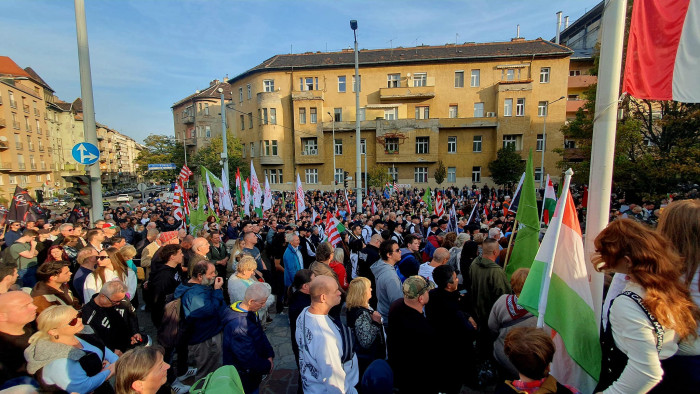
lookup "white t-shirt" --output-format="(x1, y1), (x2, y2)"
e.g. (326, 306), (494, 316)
(83, 267), (137, 303)
(295, 307), (358, 394)
(418, 263), (437, 285)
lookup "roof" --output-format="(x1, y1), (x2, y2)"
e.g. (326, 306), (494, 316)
(559, 1), (604, 42)
(227, 38), (573, 84)
(0, 56), (31, 78)
(172, 80), (234, 108)
(23, 67), (54, 92)
(53, 100), (73, 111)
(72, 98), (83, 112)
(568, 75), (597, 88)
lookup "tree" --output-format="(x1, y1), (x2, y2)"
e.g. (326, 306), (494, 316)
(135, 135), (185, 183)
(434, 160), (446, 185)
(190, 132), (244, 183)
(488, 145), (526, 186)
(367, 165), (392, 188)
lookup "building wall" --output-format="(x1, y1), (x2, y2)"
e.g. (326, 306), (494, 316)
(48, 102), (87, 193)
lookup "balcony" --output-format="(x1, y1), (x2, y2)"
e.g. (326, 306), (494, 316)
(34, 108), (40, 116)
(181, 115), (194, 124)
(291, 90), (324, 101)
(0, 118), (5, 128)
(301, 148), (318, 156)
(18, 163), (26, 170)
(379, 77), (436, 100)
(497, 79), (533, 92)
(568, 75), (597, 89)
(23, 104), (29, 113)
(0, 162), (12, 170)
(185, 138), (196, 146)
(30, 163), (37, 170)
(260, 155), (284, 165)
(9, 100), (17, 109)
(13, 121), (20, 130)
(15, 142), (23, 150)
(0, 141), (7, 151)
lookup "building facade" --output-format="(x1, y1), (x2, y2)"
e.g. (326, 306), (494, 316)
(173, 38), (572, 191)
(97, 124), (144, 190)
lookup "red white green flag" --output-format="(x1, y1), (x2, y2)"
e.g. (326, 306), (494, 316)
(543, 174), (557, 225)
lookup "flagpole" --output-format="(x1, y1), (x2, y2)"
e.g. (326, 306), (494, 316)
(537, 168), (573, 328)
(538, 174), (549, 227)
(502, 219), (518, 272)
(584, 0), (627, 328)
(466, 201), (478, 224)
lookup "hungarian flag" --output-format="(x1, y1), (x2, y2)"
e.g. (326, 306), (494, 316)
(543, 175), (557, 225)
(324, 212), (344, 247)
(505, 151), (540, 279)
(295, 173), (306, 219)
(343, 190), (352, 216)
(243, 178), (251, 216)
(8, 186), (41, 222)
(179, 165), (193, 182)
(622, 0), (700, 102)
(235, 167), (242, 206)
(518, 182), (601, 393)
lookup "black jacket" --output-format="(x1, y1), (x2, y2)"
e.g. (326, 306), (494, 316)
(82, 295), (140, 353)
(148, 264), (183, 325)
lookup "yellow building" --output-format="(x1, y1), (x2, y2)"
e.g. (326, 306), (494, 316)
(47, 98), (88, 193)
(97, 124), (143, 190)
(174, 38), (572, 190)
(0, 56), (54, 204)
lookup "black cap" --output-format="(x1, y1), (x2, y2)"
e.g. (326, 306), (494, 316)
(276, 224), (286, 230)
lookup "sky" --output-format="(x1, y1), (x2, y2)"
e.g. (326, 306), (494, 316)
(1, 0), (601, 143)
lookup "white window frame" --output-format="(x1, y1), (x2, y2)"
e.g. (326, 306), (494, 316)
(415, 106), (429, 120)
(538, 101), (548, 117)
(299, 107), (306, 124)
(503, 135), (520, 150)
(454, 71), (464, 88)
(473, 135), (482, 152)
(534, 167), (543, 182)
(472, 166), (481, 183)
(540, 67), (550, 83)
(247, 84), (252, 99)
(250, 142), (255, 157)
(271, 140), (278, 155)
(470, 69), (480, 87)
(270, 108), (277, 125)
(334, 139), (343, 155)
(334, 108), (342, 122)
(536, 134), (545, 151)
(448, 105), (458, 118)
(447, 167), (456, 183)
(305, 169), (318, 184)
(205, 126), (211, 137)
(387, 73), (400, 88)
(473, 102), (484, 118)
(360, 139), (366, 155)
(334, 168), (344, 184)
(338, 76), (346, 92)
(388, 167), (398, 182)
(413, 72), (427, 87)
(238, 87), (243, 103)
(516, 98), (525, 117)
(310, 107), (317, 124)
(301, 138), (318, 155)
(270, 169), (277, 184)
(352, 75), (361, 92)
(447, 136), (457, 153)
(414, 167), (428, 183)
(504, 98), (513, 117)
(416, 137), (429, 154)
(263, 79), (275, 92)
(385, 138), (399, 153)
(384, 108), (397, 120)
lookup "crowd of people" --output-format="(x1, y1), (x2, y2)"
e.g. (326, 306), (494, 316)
(0, 182), (698, 394)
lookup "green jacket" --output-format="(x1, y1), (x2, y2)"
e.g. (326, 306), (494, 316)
(468, 255), (511, 323)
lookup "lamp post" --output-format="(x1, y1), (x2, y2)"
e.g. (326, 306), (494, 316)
(327, 112), (337, 193)
(540, 96), (566, 189)
(218, 88), (229, 181)
(351, 19), (362, 214)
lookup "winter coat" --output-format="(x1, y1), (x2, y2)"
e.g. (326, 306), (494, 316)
(173, 282), (225, 345)
(468, 256), (511, 323)
(370, 260), (403, 324)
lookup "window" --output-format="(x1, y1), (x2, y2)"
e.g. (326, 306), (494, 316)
(334, 139), (343, 155)
(358, 108), (366, 121)
(242, 144), (246, 158)
(238, 87), (243, 102)
(414, 167), (428, 183)
(385, 138), (399, 153)
(262, 108), (268, 125)
(473, 102), (484, 118)
(240, 115), (245, 130)
(277, 169), (283, 184)
(416, 137), (429, 154)
(204, 103), (209, 115)
(261, 141), (265, 157)
(265, 140), (271, 156)
(334, 108), (342, 122)
(299, 108), (306, 124)
(271, 140), (278, 155)
(472, 166), (481, 183)
(269, 169), (277, 184)
(338, 76), (346, 92)
(568, 94), (580, 100)
(536, 134), (545, 151)
(36, 120), (41, 134)
(36, 175), (42, 182)
(470, 69), (480, 87)
(305, 169), (318, 184)
(9, 175), (17, 185)
(205, 126), (211, 137)
(569, 70), (581, 76)
(8, 91), (16, 108)
(300, 77), (318, 91)
(447, 137), (457, 153)
(335, 169), (344, 185)
(449, 105), (458, 118)
(247, 84), (252, 99)
(415, 106), (429, 119)
(538, 101), (548, 117)
(384, 108), (397, 120)
(388, 73), (400, 88)
(248, 113), (253, 128)
(301, 138), (318, 155)
(388, 167), (398, 182)
(263, 79), (275, 92)
(352, 75), (361, 92)
(413, 72), (427, 87)
(564, 139), (576, 149)
(270, 108), (277, 125)
(516, 98), (525, 116)
(505, 69), (516, 81)
(540, 67), (550, 83)
(534, 167), (543, 182)
(504, 99), (513, 117)
(310, 107), (317, 124)
(503, 134), (521, 150)
(473, 135), (482, 152)
(250, 142), (255, 157)
(447, 167), (456, 183)
(454, 71), (464, 88)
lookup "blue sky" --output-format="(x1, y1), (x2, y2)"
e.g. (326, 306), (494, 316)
(1, 0), (600, 143)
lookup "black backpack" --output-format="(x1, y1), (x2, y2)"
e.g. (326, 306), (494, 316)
(157, 288), (192, 348)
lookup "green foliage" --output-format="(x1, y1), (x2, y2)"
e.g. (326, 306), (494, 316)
(488, 145), (526, 186)
(190, 132), (244, 182)
(135, 135), (185, 183)
(367, 165), (392, 188)
(434, 160), (446, 185)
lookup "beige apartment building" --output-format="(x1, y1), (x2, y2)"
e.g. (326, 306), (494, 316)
(0, 56), (54, 204)
(173, 38), (572, 191)
(97, 124), (144, 190)
(47, 98), (88, 192)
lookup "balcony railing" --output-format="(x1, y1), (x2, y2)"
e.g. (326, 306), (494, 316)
(182, 115), (194, 124)
(0, 162), (12, 170)
(15, 142), (23, 150)
(18, 163), (26, 170)
(37, 127), (42, 134)
(38, 145), (44, 152)
(9, 100), (16, 109)
(34, 108), (40, 116)
(13, 121), (20, 129)
(30, 163), (37, 170)
(23, 105), (29, 113)
(26, 125), (32, 132)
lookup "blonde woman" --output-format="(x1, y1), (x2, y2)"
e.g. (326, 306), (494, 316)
(24, 305), (117, 393)
(346, 277), (385, 378)
(227, 238), (246, 278)
(83, 248), (137, 303)
(119, 244), (139, 277)
(114, 346), (169, 394)
(228, 255), (274, 322)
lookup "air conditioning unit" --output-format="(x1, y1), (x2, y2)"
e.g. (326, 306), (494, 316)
(486, 112), (496, 117)
(308, 149), (318, 155)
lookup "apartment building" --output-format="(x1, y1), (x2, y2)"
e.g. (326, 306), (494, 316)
(47, 98), (87, 192)
(0, 56), (53, 204)
(97, 124), (144, 190)
(172, 80), (233, 162)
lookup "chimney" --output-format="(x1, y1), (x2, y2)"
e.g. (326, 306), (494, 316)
(210, 79), (219, 86)
(555, 11), (562, 44)
(516, 24), (520, 38)
(564, 16), (570, 29)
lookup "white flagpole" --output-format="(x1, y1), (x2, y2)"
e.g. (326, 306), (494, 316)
(467, 201), (478, 224)
(537, 168), (573, 328)
(538, 174), (550, 227)
(585, 0), (628, 327)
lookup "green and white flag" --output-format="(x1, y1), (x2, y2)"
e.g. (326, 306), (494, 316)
(543, 174), (557, 225)
(518, 174), (601, 393)
(505, 150), (539, 279)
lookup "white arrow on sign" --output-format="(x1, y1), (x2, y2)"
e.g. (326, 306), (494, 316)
(76, 144), (97, 163)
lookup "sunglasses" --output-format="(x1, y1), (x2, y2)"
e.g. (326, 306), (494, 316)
(97, 256), (109, 261)
(67, 311), (83, 326)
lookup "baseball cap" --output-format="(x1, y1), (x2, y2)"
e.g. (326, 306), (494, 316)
(402, 276), (434, 299)
(101, 223), (118, 230)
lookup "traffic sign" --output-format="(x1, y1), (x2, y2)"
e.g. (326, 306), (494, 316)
(137, 183), (147, 192)
(71, 143), (100, 165)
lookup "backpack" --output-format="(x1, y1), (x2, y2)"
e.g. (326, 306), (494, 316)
(394, 253), (414, 284)
(157, 288), (192, 348)
(189, 365), (245, 394)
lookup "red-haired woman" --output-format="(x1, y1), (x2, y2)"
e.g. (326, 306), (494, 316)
(594, 219), (700, 393)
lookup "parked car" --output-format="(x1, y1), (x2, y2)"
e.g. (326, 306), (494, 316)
(116, 194), (132, 203)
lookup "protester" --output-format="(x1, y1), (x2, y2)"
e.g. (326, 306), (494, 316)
(114, 346), (169, 394)
(7, 229), (38, 287)
(283, 232), (303, 288)
(72, 248), (98, 304)
(346, 276), (386, 379)
(31, 260), (81, 314)
(147, 244), (185, 326)
(371, 239), (403, 326)
(418, 246), (450, 285)
(396, 234), (422, 281)
(83, 248), (135, 303)
(0, 291), (37, 388)
(0, 263), (19, 294)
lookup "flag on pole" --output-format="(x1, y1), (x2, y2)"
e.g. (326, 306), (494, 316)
(235, 167), (242, 206)
(434, 191), (444, 217)
(205, 171), (215, 212)
(295, 173), (306, 218)
(179, 165), (193, 182)
(509, 172), (526, 213)
(543, 175), (557, 225)
(421, 187), (432, 212)
(8, 186), (41, 222)
(466, 202), (478, 225)
(343, 190), (352, 216)
(243, 178), (251, 216)
(518, 175), (601, 393)
(220, 168), (234, 211)
(250, 161), (263, 217)
(371, 200), (376, 215)
(383, 183), (391, 199)
(262, 176), (272, 212)
(324, 212), (343, 247)
(393, 181), (399, 194)
(447, 204), (458, 232)
(622, 0), (700, 102)
(505, 150), (540, 279)
(311, 208), (318, 226)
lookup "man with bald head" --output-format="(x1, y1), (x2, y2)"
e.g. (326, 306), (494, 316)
(0, 291), (38, 385)
(418, 247), (450, 285)
(296, 276), (358, 393)
(188, 237), (210, 276)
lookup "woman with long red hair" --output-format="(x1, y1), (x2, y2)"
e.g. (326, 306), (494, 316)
(594, 218), (700, 393)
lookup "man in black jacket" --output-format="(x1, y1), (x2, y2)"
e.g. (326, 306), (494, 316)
(147, 244), (184, 326)
(357, 234), (381, 308)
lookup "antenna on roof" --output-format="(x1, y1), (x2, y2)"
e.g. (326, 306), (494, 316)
(456, 33), (459, 53)
(516, 24), (520, 38)
(387, 38), (396, 49)
(290, 44), (293, 54)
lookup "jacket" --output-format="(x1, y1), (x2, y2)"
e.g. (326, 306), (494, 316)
(468, 256), (511, 323)
(147, 264), (183, 325)
(397, 248), (421, 279)
(370, 260), (403, 324)
(31, 281), (81, 315)
(221, 302), (274, 393)
(173, 282), (225, 345)
(283, 244), (302, 287)
(82, 295), (140, 353)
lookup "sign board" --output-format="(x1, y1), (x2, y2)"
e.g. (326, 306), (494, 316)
(137, 183), (148, 192)
(147, 163), (177, 171)
(71, 143), (100, 165)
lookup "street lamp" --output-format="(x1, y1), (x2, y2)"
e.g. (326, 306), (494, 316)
(351, 19), (362, 214)
(540, 96), (566, 189)
(218, 88), (229, 180)
(327, 112), (337, 193)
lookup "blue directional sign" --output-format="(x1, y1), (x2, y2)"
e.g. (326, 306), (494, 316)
(148, 163), (177, 171)
(71, 143), (100, 165)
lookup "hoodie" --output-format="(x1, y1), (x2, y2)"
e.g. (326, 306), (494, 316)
(468, 256), (511, 323)
(370, 260), (403, 324)
(173, 282), (225, 345)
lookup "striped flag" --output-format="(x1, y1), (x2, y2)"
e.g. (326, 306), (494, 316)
(250, 161), (263, 217)
(518, 174), (601, 393)
(543, 175), (557, 225)
(509, 172), (526, 214)
(393, 181), (399, 194)
(205, 171), (215, 212)
(344, 190), (352, 216)
(243, 178), (251, 216)
(324, 212), (342, 247)
(434, 191), (444, 217)
(173, 181), (185, 223)
(295, 173), (306, 218)
(371, 199), (376, 215)
(235, 168), (242, 206)
(262, 176), (272, 212)
(179, 165), (193, 182)
(220, 168), (234, 211)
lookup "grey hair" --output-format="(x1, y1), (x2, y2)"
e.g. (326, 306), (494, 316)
(100, 280), (128, 298)
(243, 281), (271, 303)
(488, 228), (501, 238)
(334, 248), (345, 263)
(59, 223), (74, 232)
(147, 228), (160, 238)
(455, 233), (470, 248)
(285, 232), (297, 243)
